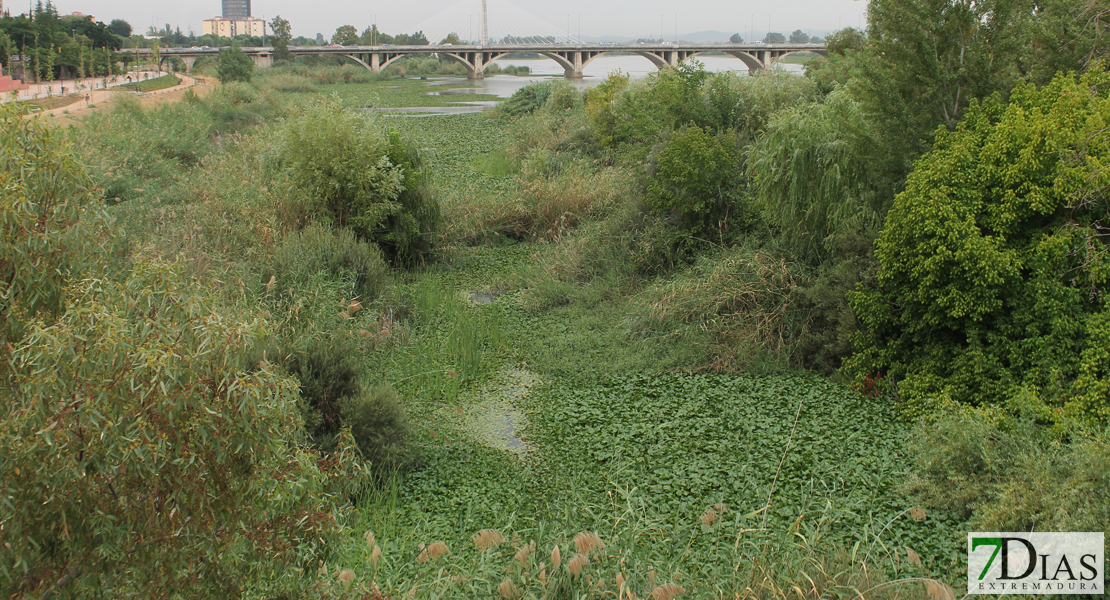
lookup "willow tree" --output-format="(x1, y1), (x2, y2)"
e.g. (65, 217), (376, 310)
(749, 90), (891, 264)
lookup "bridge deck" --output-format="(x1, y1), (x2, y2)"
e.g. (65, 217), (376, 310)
(125, 42), (825, 79)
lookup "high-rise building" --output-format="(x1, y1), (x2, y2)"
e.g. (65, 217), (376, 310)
(205, 0), (263, 38)
(222, 0), (250, 18)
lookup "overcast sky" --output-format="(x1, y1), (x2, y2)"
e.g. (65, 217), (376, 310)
(46, 0), (869, 41)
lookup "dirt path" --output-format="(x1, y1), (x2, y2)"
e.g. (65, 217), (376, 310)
(39, 75), (214, 126)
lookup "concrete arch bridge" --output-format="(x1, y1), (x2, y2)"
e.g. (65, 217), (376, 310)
(132, 42), (826, 80)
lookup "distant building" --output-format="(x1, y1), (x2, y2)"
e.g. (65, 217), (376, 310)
(222, 0), (250, 19)
(202, 16), (265, 38)
(202, 0), (263, 38)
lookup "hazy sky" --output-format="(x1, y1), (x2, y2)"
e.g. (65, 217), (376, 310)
(46, 0), (869, 41)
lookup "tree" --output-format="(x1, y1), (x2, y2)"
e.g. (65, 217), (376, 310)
(789, 29), (810, 43)
(729, 32), (743, 43)
(393, 30), (429, 45)
(848, 70), (1110, 421)
(108, 18), (131, 38)
(439, 32), (461, 45)
(1, 261), (361, 598)
(749, 90), (889, 264)
(270, 15), (292, 60)
(0, 32), (10, 73)
(217, 45), (253, 82)
(332, 24), (359, 45)
(0, 103), (112, 344)
(823, 27), (865, 56)
(852, 0), (1031, 166)
(360, 24), (380, 45)
(763, 31), (785, 43)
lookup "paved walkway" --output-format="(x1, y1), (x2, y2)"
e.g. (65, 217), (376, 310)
(34, 73), (208, 119)
(2, 70), (166, 103)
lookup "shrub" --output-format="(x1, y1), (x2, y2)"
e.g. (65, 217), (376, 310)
(286, 333), (410, 470)
(632, 246), (802, 372)
(848, 70), (1110, 420)
(749, 90), (890, 264)
(646, 125), (749, 238)
(278, 97), (439, 264)
(217, 45), (254, 83)
(1, 104), (114, 344)
(499, 80), (554, 119)
(72, 95), (213, 202)
(380, 130), (441, 265)
(342, 385), (409, 469)
(0, 260), (358, 598)
(269, 223), (391, 303)
(585, 70), (630, 147)
(906, 414), (1110, 535)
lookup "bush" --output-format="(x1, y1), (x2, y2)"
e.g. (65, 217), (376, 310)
(342, 385), (409, 469)
(1, 104), (114, 344)
(72, 96), (214, 203)
(286, 334), (410, 470)
(848, 70), (1110, 420)
(269, 223), (391, 303)
(217, 45), (254, 83)
(646, 125), (749, 238)
(499, 80), (554, 119)
(0, 260), (358, 598)
(278, 97), (439, 264)
(906, 414), (1110, 535)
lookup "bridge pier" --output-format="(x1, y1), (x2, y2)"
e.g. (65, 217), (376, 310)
(251, 52), (273, 69)
(181, 56), (197, 73)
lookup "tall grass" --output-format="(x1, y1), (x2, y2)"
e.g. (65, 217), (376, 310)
(326, 477), (954, 600)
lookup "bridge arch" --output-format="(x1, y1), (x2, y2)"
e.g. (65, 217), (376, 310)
(771, 49), (826, 67)
(677, 50), (764, 72)
(341, 53), (375, 71)
(538, 51), (575, 75)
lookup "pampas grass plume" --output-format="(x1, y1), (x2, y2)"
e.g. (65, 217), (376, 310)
(472, 529), (507, 551)
(428, 541), (449, 561)
(651, 583), (685, 600)
(925, 580), (955, 600)
(498, 578), (519, 599)
(514, 541), (535, 566)
(338, 569), (355, 587)
(574, 531), (605, 557)
(567, 553), (589, 577)
(551, 544), (562, 568)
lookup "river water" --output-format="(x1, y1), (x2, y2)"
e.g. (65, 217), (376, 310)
(380, 55), (806, 115)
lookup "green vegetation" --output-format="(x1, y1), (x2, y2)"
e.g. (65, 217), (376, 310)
(3, 0), (1109, 595)
(115, 72), (180, 92)
(848, 70), (1110, 423)
(218, 45), (254, 83)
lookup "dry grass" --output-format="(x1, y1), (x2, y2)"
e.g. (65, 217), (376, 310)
(440, 165), (629, 245)
(637, 249), (802, 371)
